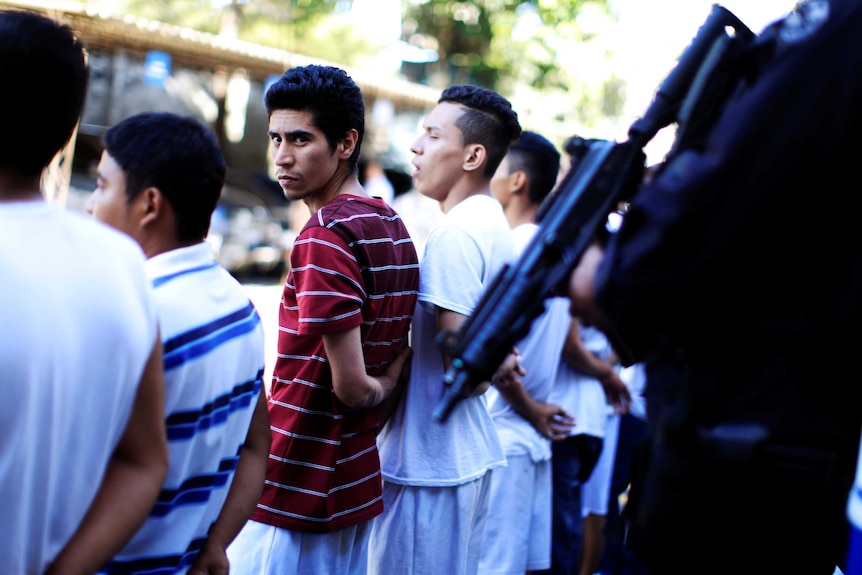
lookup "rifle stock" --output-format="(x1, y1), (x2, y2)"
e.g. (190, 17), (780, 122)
(433, 4), (755, 422)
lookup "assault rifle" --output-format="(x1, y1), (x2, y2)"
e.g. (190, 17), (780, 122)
(433, 4), (755, 422)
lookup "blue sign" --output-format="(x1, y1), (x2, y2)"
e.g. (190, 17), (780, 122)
(144, 51), (172, 88)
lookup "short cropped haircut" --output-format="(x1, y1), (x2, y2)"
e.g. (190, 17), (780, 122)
(264, 64), (365, 170)
(103, 112), (226, 243)
(0, 10), (88, 177)
(438, 85), (522, 178)
(506, 131), (561, 205)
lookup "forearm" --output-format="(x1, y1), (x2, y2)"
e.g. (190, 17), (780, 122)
(561, 334), (617, 380)
(325, 328), (412, 409)
(495, 378), (542, 422)
(344, 357), (410, 409)
(48, 340), (168, 575)
(353, 375), (396, 408)
(190, 393), (271, 573)
(46, 455), (167, 575)
(205, 395), (270, 549)
(496, 379), (574, 439)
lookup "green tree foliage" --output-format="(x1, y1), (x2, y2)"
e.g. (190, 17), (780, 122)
(116, 0), (377, 62)
(109, 0), (625, 138)
(400, 0), (597, 89)
(400, 0), (623, 136)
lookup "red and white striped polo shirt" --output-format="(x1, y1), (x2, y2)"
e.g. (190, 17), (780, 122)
(252, 194), (419, 533)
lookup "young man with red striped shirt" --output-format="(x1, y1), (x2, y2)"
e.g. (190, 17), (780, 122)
(227, 65), (420, 575)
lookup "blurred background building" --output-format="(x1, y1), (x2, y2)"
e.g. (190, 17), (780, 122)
(0, 0), (441, 277)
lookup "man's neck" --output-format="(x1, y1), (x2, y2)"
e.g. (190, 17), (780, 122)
(0, 172), (44, 203)
(440, 180), (492, 213)
(304, 167), (364, 214)
(144, 239), (203, 260)
(506, 205), (539, 229)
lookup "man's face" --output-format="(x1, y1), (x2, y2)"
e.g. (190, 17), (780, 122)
(268, 109), (341, 202)
(409, 101), (467, 203)
(87, 150), (138, 240)
(490, 154), (514, 208)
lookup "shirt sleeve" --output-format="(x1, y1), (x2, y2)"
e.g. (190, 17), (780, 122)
(291, 224), (365, 336)
(419, 223), (485, 317)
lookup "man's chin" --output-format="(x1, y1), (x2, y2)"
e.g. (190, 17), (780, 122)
(281, 187), (305, 201)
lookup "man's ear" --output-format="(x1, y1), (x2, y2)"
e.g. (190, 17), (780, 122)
(138, 186), (164, 228)
(463, 144), (486, 173)
(339, 129), (359, 159)
(510, 170), (528, 194)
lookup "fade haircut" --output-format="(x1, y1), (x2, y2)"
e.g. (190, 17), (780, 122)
(506, 131), (561, 205)
(0, 10), (88, 178)
(264, 64), (365, 170)
(438, 85), (522, 178)
(103, 112), (226, 243)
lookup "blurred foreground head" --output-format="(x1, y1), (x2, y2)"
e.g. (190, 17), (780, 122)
(0, 10), (88, 178)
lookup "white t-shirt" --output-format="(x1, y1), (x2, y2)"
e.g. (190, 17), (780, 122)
(548, 323), (614, 439)
(365, 173), (395, 205)
(581, 362), (649, 517)
(0, 202), (158, 575)
(378, 194), (514, 485)
(487, 223), (572, 462)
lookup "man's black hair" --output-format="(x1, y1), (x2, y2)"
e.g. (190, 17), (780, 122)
(506, 130), (561, 205)
(103, 112), (226, 243)
(0, 10), (88, 177)
(439, 85), (522, 178)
